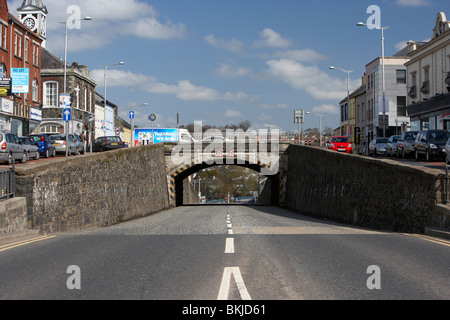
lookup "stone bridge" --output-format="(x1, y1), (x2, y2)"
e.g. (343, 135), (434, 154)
(1, 142), (449, 237)
(163, 141), (290, 207)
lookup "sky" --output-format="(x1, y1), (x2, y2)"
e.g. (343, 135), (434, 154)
(7, 0), (450, 133)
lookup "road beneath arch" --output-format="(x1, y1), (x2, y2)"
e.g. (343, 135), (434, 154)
(1, 205), (449, 302)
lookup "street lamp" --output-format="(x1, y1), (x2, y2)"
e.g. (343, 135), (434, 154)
(357, 22), (389, 137)
(60, 16), (92, 157)
(102, 61), (125, 136)
(329, 66), (353, 139)
(130, 102), (148, 146)
(306, 112), (323, 147)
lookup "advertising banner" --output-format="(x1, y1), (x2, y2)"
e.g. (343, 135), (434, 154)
(12, 68), (29, 93)
(0, 78), (12, 97)
(134, 128), (178, 146)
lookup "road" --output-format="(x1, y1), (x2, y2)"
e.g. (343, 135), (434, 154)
(1, 205), (450, 302)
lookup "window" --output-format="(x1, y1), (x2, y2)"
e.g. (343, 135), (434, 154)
(32, 42), (39, 65)
(397, 96), (407, 117)
(24, 37), (29, 62)
(44, 82), (58, 107)
(32, 79), (38, 101)
(396, 70), (406, 83)
(1, 24), (7, 50)
(0, 63), (6, 78)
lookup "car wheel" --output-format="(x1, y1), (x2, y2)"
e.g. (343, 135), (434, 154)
(20, 153), (27, 163)
(7, 152), (12, 165)
(415, 150), (420, 160)
(45, 149), (49, 158)
(35, 152), (40, 160)
(425, 150), (431, 162)
(52, 148), (56, 157)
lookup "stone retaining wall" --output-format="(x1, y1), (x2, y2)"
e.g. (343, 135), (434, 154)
(285, 145), (446, 234)
(14, 144), (170, 234)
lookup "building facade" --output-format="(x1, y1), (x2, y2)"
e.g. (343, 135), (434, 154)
(405, 12), (450, 131)
(364, 53), (410, 140)
(0, 0), (43, 136)
(40, 48), (96, 142)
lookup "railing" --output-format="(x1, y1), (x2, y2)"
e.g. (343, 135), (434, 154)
(0, 158), (15, 201)
(446, 165), (450, 204)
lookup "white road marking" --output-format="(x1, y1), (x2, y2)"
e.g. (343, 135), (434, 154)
(217, 267), (252, 300)
(225, 238), (235, 253)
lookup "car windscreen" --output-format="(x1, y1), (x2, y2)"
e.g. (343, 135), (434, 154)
(377, 138), (389, 143)
(29, 136), (43, 142)
(427, 131), (450, 143)
(331, 137), (349, 143)
(404, 132), (417, 140)
(51, 135), (66, 141)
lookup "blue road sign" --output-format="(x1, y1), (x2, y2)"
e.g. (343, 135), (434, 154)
(63, 109), (71, 122)
(129, 111), (135, 119)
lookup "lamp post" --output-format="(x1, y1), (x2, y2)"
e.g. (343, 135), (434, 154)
(306, 112), (323, 147)
(60, 16), (92, 157)
(130, 102), (148, 146)
(329, 66), (353, 139)
(357, 22), (389, 137)
(102, 62), (125, 136)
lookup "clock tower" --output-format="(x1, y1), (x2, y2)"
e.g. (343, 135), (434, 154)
(17, 0), (48, 48)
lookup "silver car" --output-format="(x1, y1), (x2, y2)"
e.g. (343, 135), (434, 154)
(18, 137), (40, 161)
(386, 135), (400, 157)
(0, 132), (28, 164)
(50, 134), (78, 155)
(368, 137), (389, 156)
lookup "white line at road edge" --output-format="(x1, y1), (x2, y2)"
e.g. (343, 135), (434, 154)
(225, 238), (235, 253)
(217, 267), (252, 300)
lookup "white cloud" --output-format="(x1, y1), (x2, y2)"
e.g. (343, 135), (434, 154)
(254, 28), (292, 48)
(8, 0), (186, 53)
(217, 64), (252, 78)
(91, 69), (250, 102)
(273, 49), (327, 63)
(261, 103), (289, 110)
(311, 104), (340, 115)
(265, 59), (359, 100)
(224, 109), (244, 118)
(395, 0), (431, 6)
(204, 35), (244, 53)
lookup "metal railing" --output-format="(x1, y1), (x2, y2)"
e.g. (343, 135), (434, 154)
(446, 165), (450, 204)
(0, 158), (15, 201)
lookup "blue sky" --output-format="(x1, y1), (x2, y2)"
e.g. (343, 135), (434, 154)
(8, 0), (450, 132)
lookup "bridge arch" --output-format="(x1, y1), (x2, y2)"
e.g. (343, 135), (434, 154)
(168, 158), (284, 207)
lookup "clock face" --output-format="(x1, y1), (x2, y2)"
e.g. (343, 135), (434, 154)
(23, 18), (35, 30)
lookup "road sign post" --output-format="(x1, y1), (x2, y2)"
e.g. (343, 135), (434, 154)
(294, 109), (305, 144)
(63, 108), (71, 157)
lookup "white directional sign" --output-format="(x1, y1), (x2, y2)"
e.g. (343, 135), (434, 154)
(129, 111), (135, 119)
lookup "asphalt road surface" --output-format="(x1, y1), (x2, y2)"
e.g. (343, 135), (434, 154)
(1, 205), (449, 301)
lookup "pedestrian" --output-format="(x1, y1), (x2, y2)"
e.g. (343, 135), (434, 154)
(80, 131), (86, 150)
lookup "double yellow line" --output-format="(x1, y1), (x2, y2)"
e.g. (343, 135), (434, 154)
(405, 233), (450, 247)
(0, 235), (56, 253)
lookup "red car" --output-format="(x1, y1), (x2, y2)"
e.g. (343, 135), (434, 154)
(327, 136), (352, 153)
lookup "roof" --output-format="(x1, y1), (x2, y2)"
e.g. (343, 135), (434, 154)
(17, 0), (48, 14)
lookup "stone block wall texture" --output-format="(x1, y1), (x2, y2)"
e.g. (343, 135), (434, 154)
(14, 144), (170, 234)
(0, 197), (28, 235)
(285, 145), (446, 234)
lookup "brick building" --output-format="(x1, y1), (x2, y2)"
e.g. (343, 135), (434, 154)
(0, 0), (43, 135)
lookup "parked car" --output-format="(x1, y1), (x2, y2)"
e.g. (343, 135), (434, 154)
(327, 136), (352, 153)
(0, 132), (27, 164)
(396, 131), (418, 159)
(368, 137), (389, 156)
(445, 138), (450, 164)
(28, 134), (56, 158)
(50, 134), (78, 155)
(386, 135), (400, 157)
(414, 129), (450, 162)
(18, 137), (40, 161)
(92, 136), (125, 152)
